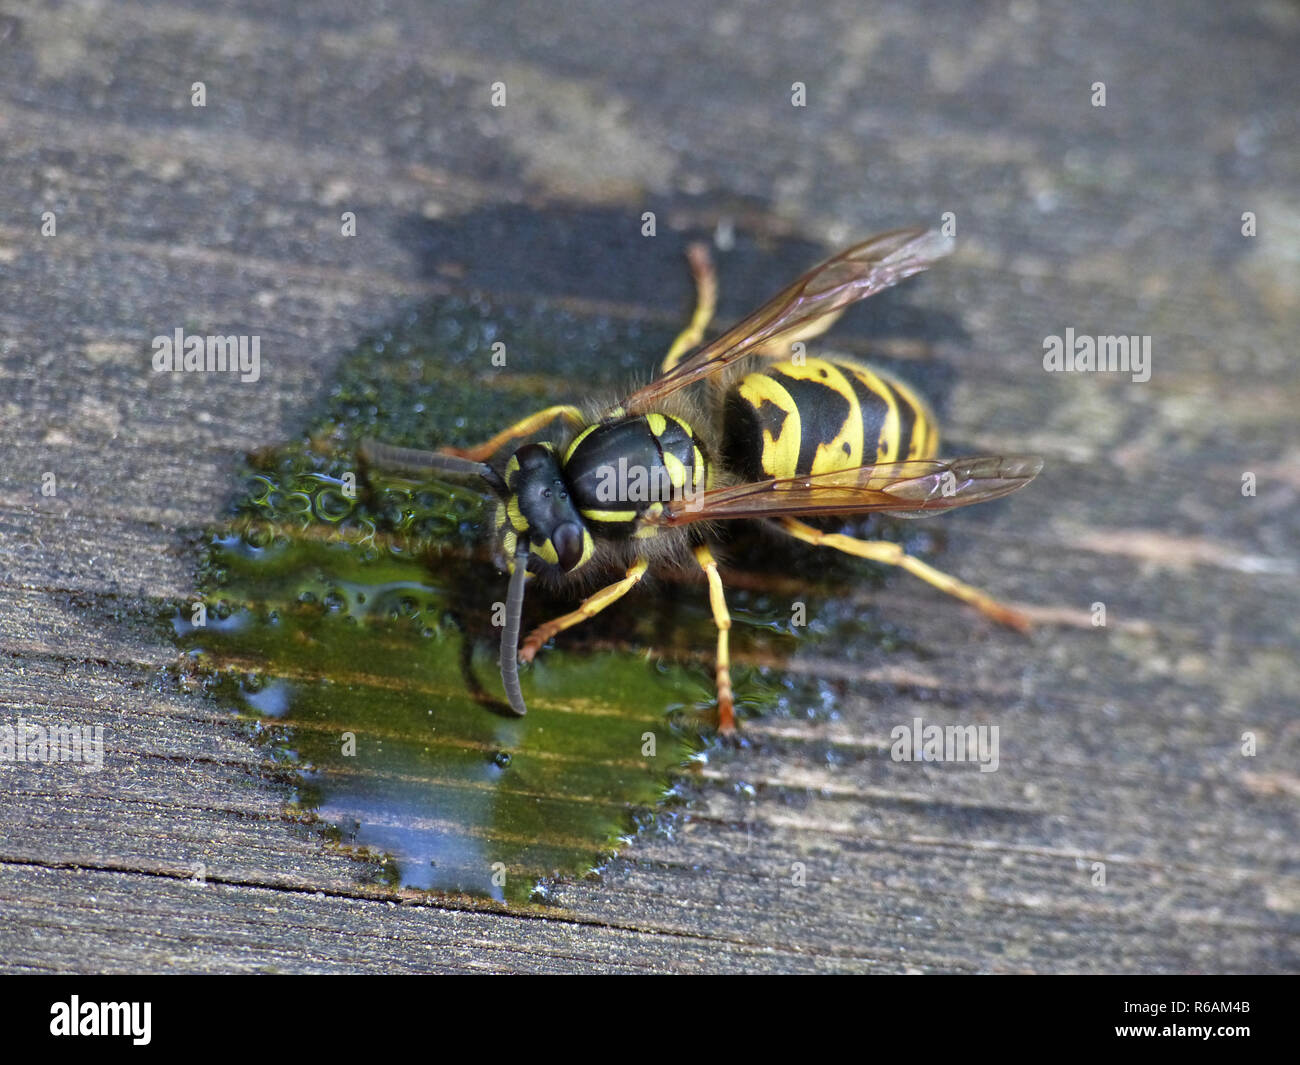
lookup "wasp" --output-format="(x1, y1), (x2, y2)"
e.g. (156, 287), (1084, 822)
(362, 228), (1042, 732)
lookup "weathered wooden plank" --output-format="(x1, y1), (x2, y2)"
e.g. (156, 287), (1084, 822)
(1, 0), (1297, 973)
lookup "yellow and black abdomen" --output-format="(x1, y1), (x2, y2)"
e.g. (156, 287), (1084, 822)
(721, 356), (938, 482)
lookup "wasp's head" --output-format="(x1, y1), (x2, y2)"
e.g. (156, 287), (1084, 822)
(356, 436), (589, 720)
(498, 442), (594, 576)
(486, 442), (597, 719)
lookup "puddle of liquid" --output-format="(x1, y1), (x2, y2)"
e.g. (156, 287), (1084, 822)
(167, 294), (747, 903)
(173, 290), (933, 904)
(177, 446), (723, 903)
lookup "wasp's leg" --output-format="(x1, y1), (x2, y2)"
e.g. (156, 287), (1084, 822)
(776, 518), (1032, 632)
(692, 543), (736, 733)
(443, 405), (586, 462)
(660, 243), (718, 374)
(518, 557), (650, 662)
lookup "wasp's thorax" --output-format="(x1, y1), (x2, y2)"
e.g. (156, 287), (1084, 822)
(498, 443), (594, 574)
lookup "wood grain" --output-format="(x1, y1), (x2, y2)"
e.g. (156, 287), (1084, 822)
(1, 0), (1297, 973)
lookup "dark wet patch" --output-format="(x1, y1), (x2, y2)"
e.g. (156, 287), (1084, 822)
(173, 213), (961, 904)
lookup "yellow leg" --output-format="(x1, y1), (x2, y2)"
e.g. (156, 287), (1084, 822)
(660, 243), (718, 374)
(777, 518), (1032, 633)
(693, 544), (735, 733)
(518, 557), (649, 662)
(444, 405), (585, 462)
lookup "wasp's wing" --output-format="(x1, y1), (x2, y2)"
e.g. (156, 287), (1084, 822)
(624, 227), (953, 414)
(646, 456), (1043, 526)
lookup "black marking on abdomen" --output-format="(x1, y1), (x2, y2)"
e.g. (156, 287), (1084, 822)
(885, 380), (916, 462)
(769, 370), (849, 476)
(841, 366), (892, 463)
(722, 389), (766, 482)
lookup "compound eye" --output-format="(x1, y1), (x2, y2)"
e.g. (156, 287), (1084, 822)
(516, 443), (551, 472)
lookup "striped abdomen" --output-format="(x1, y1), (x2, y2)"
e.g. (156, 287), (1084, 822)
(721, 357), (937, 482)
